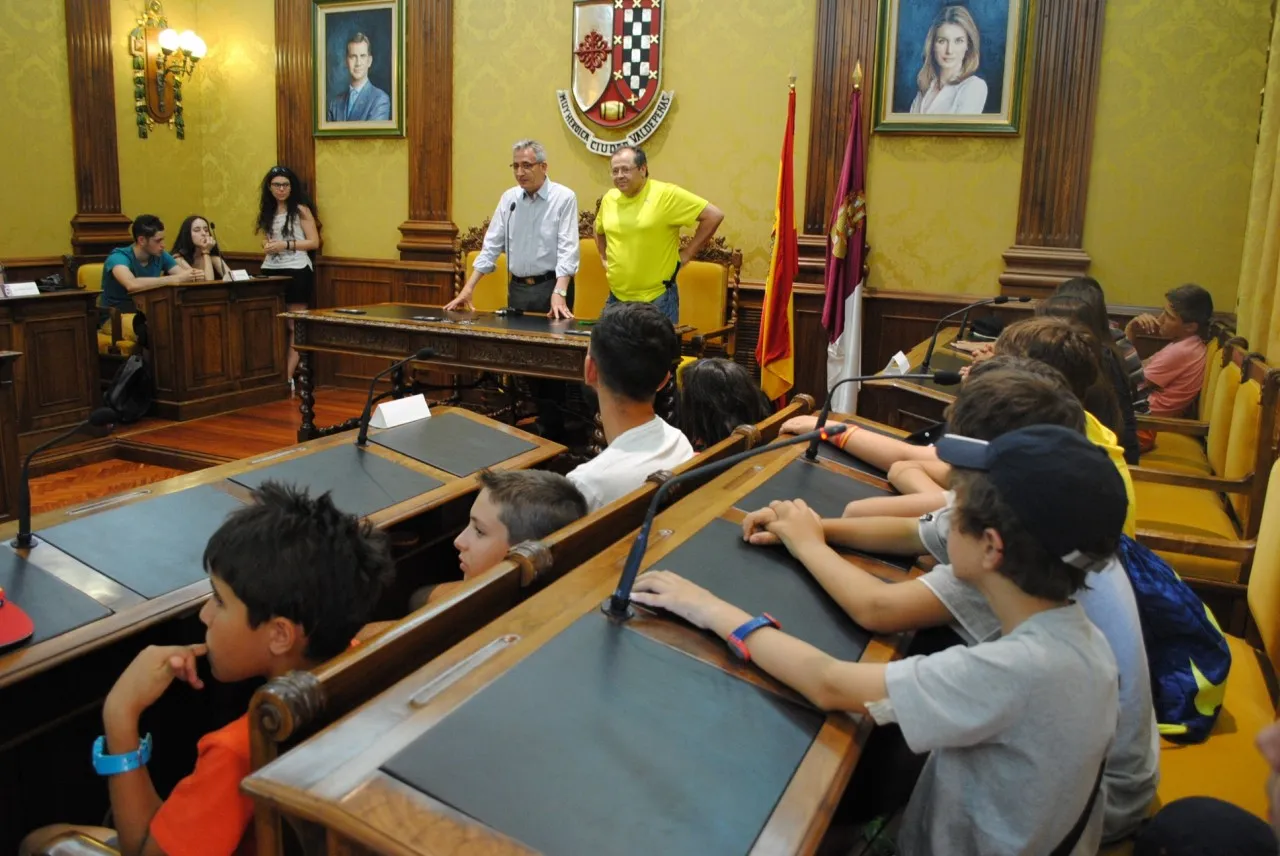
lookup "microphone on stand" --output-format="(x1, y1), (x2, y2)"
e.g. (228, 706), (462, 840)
(805, 370), (963, 461)
(12, 407), (119, 549)
(921, 296), (1030, 373)
(355, 348), (437, 446)
(601, 424), (851, 620)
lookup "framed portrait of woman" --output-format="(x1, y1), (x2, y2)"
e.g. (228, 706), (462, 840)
(872, 0), (1029, 134)
(313, 0), (404, 138)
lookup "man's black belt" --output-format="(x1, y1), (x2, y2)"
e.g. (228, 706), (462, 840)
(511, 271), (556, 286)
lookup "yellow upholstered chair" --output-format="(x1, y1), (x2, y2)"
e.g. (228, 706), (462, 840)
(676, 234), (741, 357)
(574, 236), (609, 320)
(1147, 458), (1280, 823)
(1198, 336), (1224, 420)
(76, 261), (139, 358)
(1135, 350), (1280, 619)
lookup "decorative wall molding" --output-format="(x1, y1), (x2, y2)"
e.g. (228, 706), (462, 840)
(398, 0), (457, 262)
(64, 0), (131, 255)
(274, 0), (316, 194)
(999, 0), (1108, 296)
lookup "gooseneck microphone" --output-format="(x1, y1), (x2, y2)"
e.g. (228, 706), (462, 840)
(602, 424), (850, 619)
(804, 371), (963, 461)
(12, 407), (118, 549)
(354, 348), (437, 446)
(920, 296), (1030, 373)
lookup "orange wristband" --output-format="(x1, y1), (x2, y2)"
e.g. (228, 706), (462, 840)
(834, 424), (859, 450)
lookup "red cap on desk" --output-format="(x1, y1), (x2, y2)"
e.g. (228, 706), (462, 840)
(0, 586), (34, 650)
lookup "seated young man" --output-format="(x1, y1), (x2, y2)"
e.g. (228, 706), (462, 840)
(409, 469), (587, 609)
(101, 213), (205, 342)
(1125, 283), (1214, 450)
(740, 362), (1158, 843)
(634, 423), (1126, 854)
(22, 482), (395, 856)
(568, 301), (694, 510)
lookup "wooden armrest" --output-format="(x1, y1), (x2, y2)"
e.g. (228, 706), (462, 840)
(27, 831), (120, 856)
(1134, 528), (1255, 564)
(687, 323), (734, 340)
(1129, 466), (1252, 493)
(109, 307), (124, 344)
(1134, 414), (1209, 436)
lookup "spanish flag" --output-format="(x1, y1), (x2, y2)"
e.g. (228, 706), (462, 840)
(756, 81), (799, 402)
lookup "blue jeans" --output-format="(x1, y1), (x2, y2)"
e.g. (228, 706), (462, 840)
(607, 287), (680, 326)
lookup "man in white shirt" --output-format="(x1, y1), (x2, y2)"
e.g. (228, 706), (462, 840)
(567, 302), (693, 510)
(447, 139), (580, 320)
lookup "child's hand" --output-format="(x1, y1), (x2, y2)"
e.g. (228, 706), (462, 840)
(761, 499), (824, 554)
(742, 506), (782, 546)
(631, 571), (733, 630)
(1127, 313), (1160, 337)
(106, 644), (207, 721)
(779, 415), (819, 435)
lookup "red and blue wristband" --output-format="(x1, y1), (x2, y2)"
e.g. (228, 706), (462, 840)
(727, 613), (780, 661)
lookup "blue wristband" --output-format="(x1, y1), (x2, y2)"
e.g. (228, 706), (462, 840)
(92, 733), (152, 776)
(727, 613), (780, 661)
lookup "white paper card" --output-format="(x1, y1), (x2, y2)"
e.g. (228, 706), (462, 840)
(883, 351), (912, 376)
(229, 269), (251, 281)
(2, 282), (40, 298)
(370, 394), (431, 429)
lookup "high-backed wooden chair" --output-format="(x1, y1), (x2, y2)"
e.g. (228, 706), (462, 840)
(246, 396), (815, 856)
(1134, 345), (1280, 622)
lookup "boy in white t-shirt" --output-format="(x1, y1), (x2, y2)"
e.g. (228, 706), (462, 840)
(567, 301), (693, 510)
(634, 424), (1127, 855)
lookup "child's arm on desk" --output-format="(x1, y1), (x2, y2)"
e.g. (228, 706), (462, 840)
(103, 644), (207, 856)
(780, 417), (938, 472)
(842, 491), (947, 519)
(632, 571), (888, 713)
(741, 500), (950, 634)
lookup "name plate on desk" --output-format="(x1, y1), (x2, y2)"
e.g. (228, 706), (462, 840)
(369, 394), (430, 430)
(1, 282), (39, 298)
(228, 269), (251, 281)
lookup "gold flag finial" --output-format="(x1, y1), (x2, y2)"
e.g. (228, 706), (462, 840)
(853, 61), (863, 91)
(788, 71), (797, 90)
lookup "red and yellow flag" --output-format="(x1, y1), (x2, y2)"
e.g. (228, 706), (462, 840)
(756, 82), (798, 402)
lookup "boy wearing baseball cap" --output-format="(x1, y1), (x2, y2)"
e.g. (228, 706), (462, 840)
(633, 424), (1126, 855)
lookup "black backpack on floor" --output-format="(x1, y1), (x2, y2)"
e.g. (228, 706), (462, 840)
(105, 354), (155, 423)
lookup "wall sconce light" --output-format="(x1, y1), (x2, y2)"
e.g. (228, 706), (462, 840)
(128, 1), (207, 140)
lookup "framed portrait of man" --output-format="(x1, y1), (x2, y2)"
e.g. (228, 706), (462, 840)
(872, 0), (1029, 134)
(313, 0), (404, 137)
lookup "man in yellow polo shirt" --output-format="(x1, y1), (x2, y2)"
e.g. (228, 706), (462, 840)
(594, 145), (724, 324)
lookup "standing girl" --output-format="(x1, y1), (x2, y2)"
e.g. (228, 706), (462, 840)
(257, 166), (321, 388)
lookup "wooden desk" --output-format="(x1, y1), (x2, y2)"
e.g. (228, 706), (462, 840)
(285, 303), (694, 442)
(131, 276), (291, 420)
(860, 328), (968, 431)
(0, 289), (99, 454)
(0, 407), (561, 692)
(0, 352), (20, 525)
(243, 441), (917, 855)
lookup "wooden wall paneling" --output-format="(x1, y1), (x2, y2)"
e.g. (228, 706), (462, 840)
(0, 258), (69, 285)
(185, 305), (233, 391)
(999, 0), (1108, 297)
(275, 0), (317, 193)
(0, 353), (22, 524)
(64, 0), (132, 255)
(234, 293), (286, 380)
(9, 297), (97, 445)
(398, 0), (457, 262)
(315, 260), (397, 386)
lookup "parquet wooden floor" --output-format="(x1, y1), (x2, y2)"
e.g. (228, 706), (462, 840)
(29, 387), (369, 516)
(30, 460), (187, 516)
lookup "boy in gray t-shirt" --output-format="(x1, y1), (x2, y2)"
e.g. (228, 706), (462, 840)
(633, 424), (1126, 856)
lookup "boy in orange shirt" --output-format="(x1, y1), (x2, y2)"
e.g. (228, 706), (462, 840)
(1126, 283), (1213, 452)
(25, 483), (394, 856)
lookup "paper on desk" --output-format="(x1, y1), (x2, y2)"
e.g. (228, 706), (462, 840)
(882, 351), (912, 375)
(229, 269), (251, 281)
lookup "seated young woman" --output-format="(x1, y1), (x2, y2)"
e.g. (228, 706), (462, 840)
(170, 215), (231, 281)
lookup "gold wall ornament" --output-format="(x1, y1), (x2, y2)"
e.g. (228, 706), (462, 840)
(129, 0), (207, 140)
(556, 0), (676, 156)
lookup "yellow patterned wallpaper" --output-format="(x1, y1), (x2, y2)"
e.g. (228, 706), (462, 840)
(453, 0), (816, 281)
(865, 135), (1024, 295)
(315, 138), (409, 259)
(0, 0), (77, 258)
(1084, 0), (1269, 309)
(193, 0), (277, 254)
(112, 0), (204, 245)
